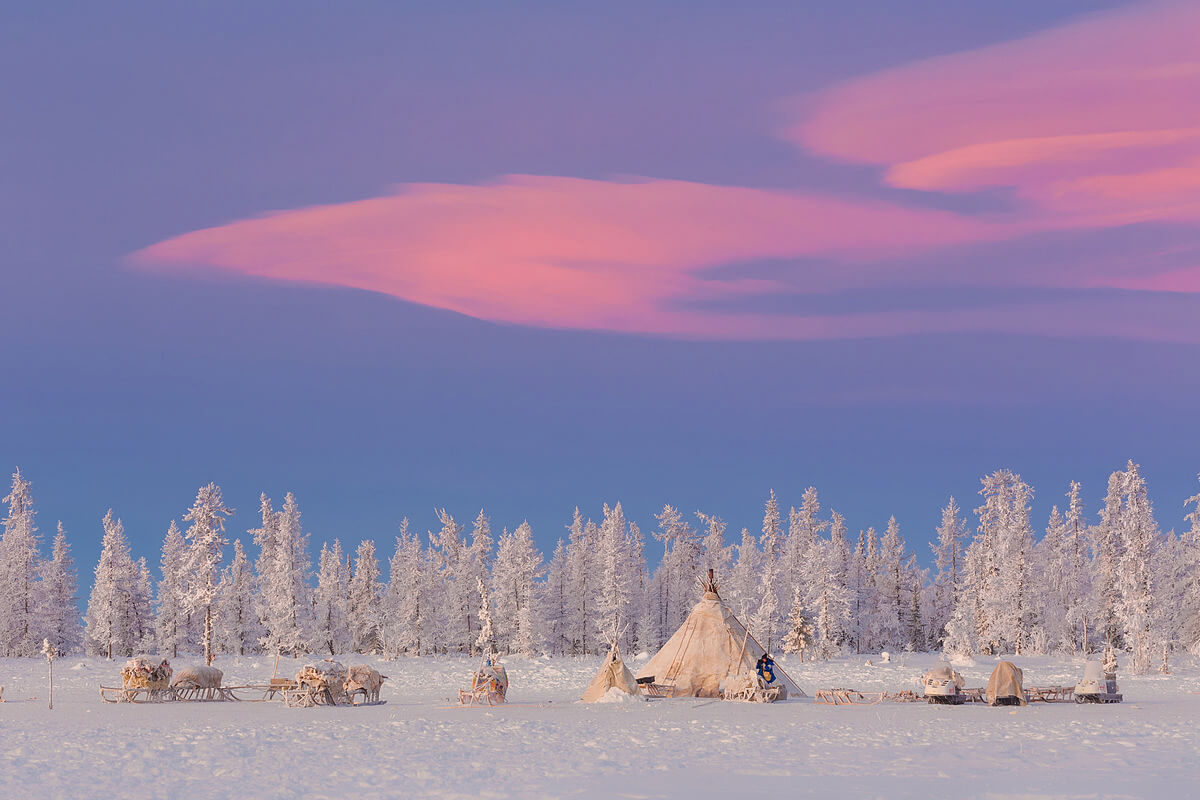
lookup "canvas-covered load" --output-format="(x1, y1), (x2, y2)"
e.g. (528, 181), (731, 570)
(581, 640), (640, 702)
(636, 574), (803, 700)
(172, 665), (223, 689)
(986, 661), (1026, 706)
(122, 657), (171, 690)
(297, 659), (350, 705)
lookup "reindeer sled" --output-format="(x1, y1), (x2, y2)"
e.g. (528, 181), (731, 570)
(281, 660), (352, 707)
(459, 658), (509, 706)
(101, 659), (242, 703)
(100, 658), (175, 703)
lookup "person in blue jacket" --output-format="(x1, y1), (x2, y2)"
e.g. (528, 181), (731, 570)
(756, 653), (777, 685)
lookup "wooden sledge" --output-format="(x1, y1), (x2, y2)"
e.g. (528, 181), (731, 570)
(1026, 685), (1075, 703)
(815, 688), (922, 706)
(99, 684), (243, 703)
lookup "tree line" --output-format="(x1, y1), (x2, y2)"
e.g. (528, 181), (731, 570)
(1, 463), (1197, 673)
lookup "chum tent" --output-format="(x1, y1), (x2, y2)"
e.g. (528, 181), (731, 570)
(580, 639), (641, 702)
(636, 571), (805, 700)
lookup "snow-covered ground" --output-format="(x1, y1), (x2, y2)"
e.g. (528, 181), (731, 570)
(2, 652), (1198, 799)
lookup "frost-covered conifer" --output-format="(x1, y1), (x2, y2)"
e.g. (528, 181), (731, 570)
(181, 483), (232, 665)
(726, 527), (760, 622)
(39, 523), (82, 655)
(215, 538), (258, 655)
(930, 497), (967, 646)
(257, 493), (311, 656)
(475, 576), (497, 656)
(312, 539), (350, 655)
(563, 508), (597, 654)
(383, 519), (426, 656)
(780, 585), (813, 659)
(541, 538), (570, 656)
(431, 509), (471, 654)
(0, 469), (42, 656)
(84, 511), (141, 658)
(155, 520), (190, 657)
(752, 491), (784, 651)
(596, 503), (631, 648)
(348, 539), (383, 653)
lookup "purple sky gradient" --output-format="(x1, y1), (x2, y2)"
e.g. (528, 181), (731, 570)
(4, 0), (1198, 576)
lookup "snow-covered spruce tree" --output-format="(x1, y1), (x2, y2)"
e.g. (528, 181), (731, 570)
(131, 557), (156, 652)
(564, 508), (598, 654)
(788, 487), (829, 611)
(726, 527), (760, 622)
(752, 490), (784, 652)
(627, 520), (650, 653)
(972, 470), (1035, 654)
(541, 538), (570, 656)
(595, 503), (632, 650)
(861, 527), (884, 652)
(1112, 462), (1165, 674)
(181, 483), (232, 666)
(0, 468), (42, 656)
(256, 493), (311, 657)
(811, 534), (851, 660)
(465, 510), (493, 648)
(39, 522), (82, 655)
(1181, 476), (1200, 655)
(431, 509), (471, 654)
(499, 520), (542, 657)
(475, 576), (497, 656)
(930, 497), (967, 648)
(155, 520), (190, 657)
(1060, 481), (1093, 653)
(311, 539), (350, 655)
(849, 532), (868, 652)
(651, 505), (701, 649)
(84, 511), (141, 658)
(1093, 471), (1127, 649)
(697, 511), (732, 584)
(215, 538), (258, 655)
(780, 585), (813, 660)
(348, 539), (383, 653)
(383, 518), (426, 656)
(875, 517), (908, 650)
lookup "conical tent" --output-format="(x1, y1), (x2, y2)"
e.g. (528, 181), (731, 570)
(636, 573), (805, 699)
(581, 639), (640, 702)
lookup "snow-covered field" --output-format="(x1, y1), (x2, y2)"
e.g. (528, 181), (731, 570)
(2, 652), (1198, 799)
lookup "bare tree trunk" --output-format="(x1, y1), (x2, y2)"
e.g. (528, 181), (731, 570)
(204, 606), (214, 666)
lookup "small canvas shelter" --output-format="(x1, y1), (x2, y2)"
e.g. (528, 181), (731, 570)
(581, 640), (640, 702)
(986, 661), (1026, 706)
(636, 571), (805, 699)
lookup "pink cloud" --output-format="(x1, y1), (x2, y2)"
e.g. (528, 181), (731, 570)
(794, 1), (1200, 228)
(133, 2), (1200, 341)
(133, 175), (1011, 338)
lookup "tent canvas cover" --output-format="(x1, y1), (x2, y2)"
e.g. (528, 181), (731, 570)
(636, 576), (804, 699)
(580, 640), (640, 702)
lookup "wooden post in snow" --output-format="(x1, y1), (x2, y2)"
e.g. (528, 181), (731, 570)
(41, 638), (57, 710)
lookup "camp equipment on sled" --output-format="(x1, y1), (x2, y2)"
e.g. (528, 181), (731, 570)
(460, 657), (509, 705)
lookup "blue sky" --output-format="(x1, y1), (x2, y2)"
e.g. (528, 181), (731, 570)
(4, 0), (1199, 575)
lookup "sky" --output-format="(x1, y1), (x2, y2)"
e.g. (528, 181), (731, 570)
(4, 0), (1200, 578)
